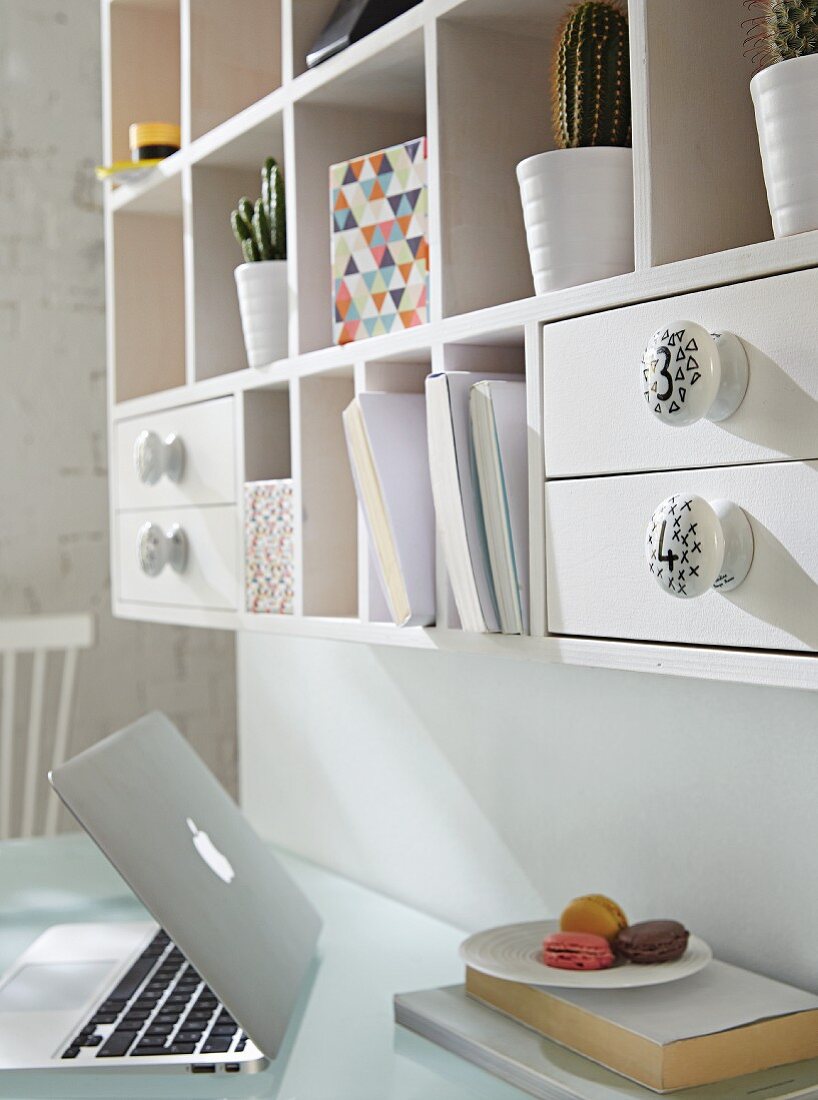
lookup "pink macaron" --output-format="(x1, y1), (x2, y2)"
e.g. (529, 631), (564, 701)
(542, 931), (615, 971)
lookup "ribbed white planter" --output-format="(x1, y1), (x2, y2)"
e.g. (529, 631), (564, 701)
(751, 55), (818, 239)
(235, 260), (289, 368)
(516, 147), (634, 295)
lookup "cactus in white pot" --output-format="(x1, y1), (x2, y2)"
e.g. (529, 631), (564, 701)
(516, 1), (634, 295)
(746, 1), (818, 236)
(232, 157), (289, 368)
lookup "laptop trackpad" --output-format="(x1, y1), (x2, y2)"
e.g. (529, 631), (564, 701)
(0, 961), (114, 1011)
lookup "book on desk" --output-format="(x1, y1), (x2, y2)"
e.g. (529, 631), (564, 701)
(396, 959), (818, 1098)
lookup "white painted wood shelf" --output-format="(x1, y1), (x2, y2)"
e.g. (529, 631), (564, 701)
(103, 0), (818, 691)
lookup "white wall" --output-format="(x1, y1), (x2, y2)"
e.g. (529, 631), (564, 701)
(239, 633), (818, 991)
(0, 0), (237, 817)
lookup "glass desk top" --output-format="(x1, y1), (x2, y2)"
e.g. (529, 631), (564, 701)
(0, 833), (525, 1100)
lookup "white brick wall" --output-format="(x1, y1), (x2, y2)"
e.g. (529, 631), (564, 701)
(0, 0), (237, 825)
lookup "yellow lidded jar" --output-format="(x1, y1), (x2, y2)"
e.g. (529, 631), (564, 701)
(129, 122), (181, 162)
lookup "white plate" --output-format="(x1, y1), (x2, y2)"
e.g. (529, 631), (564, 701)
(460, 920), (712, 989)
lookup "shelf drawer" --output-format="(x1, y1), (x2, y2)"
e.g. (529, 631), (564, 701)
(117, 506), (238, 610)
(545, 461), (818, 652)
(543, 268), (818, 478)
(115, 397), (236, 509)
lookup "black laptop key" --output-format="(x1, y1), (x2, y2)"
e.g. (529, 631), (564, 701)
(168, 1042), (197, 1055)
(79, 1034), (102, 1047)
(209, 1022), (237, 1037)
(143, 1031), (172, 1045)
(201, 1036), (232, 1054)
(61, 1047), (80, 1059)
(91, 1009), (119, 1024)
(176, 1030), (203, 1044)
(122, 1010), (151, 1026)
(235, 1035), (247, 1051)
(146, 1019), (174, 1032)
(97, 1030), (138, 1057)
(132, 1043), (170, 1056)
(108, 956), (156, 1003)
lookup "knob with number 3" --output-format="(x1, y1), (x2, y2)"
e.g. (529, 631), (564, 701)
(646, 494), (754, 598)
(642, 321), (749, 426)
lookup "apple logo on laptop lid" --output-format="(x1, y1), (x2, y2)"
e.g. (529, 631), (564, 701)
(186, 818), (235, 884)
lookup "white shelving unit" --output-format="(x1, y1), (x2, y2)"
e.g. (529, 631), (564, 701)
(103, 0), (818, 692)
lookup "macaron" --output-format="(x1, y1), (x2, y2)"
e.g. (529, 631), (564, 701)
(542, 931), (615, 971)
(560, 894), (628, 943)
(615, 920), (689, 964)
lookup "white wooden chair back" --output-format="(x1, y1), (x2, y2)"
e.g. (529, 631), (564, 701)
(0, 614), (95, 839)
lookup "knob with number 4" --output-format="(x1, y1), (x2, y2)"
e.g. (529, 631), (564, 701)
(137, 522), (188, 577)
(133, 430), (185, 485)
(646, 494), (754, 598)
(642, 321), (749, 426)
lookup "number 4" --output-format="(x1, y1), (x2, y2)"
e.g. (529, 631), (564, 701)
(658, 520), (677, 572)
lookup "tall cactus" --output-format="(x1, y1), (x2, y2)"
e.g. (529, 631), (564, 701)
(744, 1), (818, 69)
(552, 1), (631, 150)
(230, 156), (287, 263)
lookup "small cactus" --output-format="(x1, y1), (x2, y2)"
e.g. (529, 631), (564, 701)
(552, 1), (631, 150)
(744, 0), (818, 69)
(230, 157), (287, 262)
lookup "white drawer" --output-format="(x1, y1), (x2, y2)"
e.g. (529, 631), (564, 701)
(545, 462), (818, 652)
(543, 268), (818, 477)
(116, 397), (236, 509)
(117, 506), (238, 610)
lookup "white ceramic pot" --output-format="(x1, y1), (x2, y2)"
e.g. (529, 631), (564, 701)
(516, 146), (634, 295)
(234, 260), (289, 368)
(751, 54), (818, 238)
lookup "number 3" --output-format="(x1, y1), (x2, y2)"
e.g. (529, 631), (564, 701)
(654, 345), (673, 402)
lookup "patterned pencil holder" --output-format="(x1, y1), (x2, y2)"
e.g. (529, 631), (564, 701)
(330, 137), (429, 345)
(244, 479), (295, 615)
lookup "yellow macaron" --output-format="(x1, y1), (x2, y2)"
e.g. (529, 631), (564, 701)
(560, 894), (628, 943)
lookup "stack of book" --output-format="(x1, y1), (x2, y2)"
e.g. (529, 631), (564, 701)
(343, 371), (529, 633)
(343, 393), (435, 627)
(395, 963), (818, 1098)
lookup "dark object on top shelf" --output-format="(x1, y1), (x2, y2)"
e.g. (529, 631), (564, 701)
(306, 0), (422, 69)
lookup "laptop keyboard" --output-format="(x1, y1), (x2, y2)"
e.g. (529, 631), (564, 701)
(60, 930), (249, 1061)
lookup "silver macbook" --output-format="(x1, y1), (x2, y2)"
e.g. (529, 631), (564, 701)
(0, 712), (321, 1074)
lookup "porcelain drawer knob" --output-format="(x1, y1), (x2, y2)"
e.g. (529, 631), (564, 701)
(133, 430), (185, 485)
(137, 522), (188, 577)
(645, 494), (754, 598)
(642, 321), (749, 426)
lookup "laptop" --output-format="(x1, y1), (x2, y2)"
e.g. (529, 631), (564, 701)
(0, 712), (322, 1074)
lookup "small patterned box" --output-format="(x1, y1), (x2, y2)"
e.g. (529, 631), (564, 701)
(330, 137), (428, 345)
(244, 479), (295, 615)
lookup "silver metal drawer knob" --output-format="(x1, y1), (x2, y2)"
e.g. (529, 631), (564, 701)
(646, 494), (754, 599)
(133, 430), (185, 485)
(137, 522), (188, 577)
(642, 320), (749, 427)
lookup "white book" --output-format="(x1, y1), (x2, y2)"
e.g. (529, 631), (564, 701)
(395, 985), (818, 1100)
(343, 393), (435, 627)
(426, 372), (523, 633)
(470, 380), (529, 635)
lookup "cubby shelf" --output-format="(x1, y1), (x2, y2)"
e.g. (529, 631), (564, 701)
(104, 0), (818, 691)
(109, 228), (818, 419)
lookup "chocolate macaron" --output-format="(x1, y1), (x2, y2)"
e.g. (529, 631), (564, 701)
(615, 920), (689, 964)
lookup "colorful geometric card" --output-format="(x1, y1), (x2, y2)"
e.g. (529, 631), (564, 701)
(244, 479), (295, 615)
(330, 137), (428, 345)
